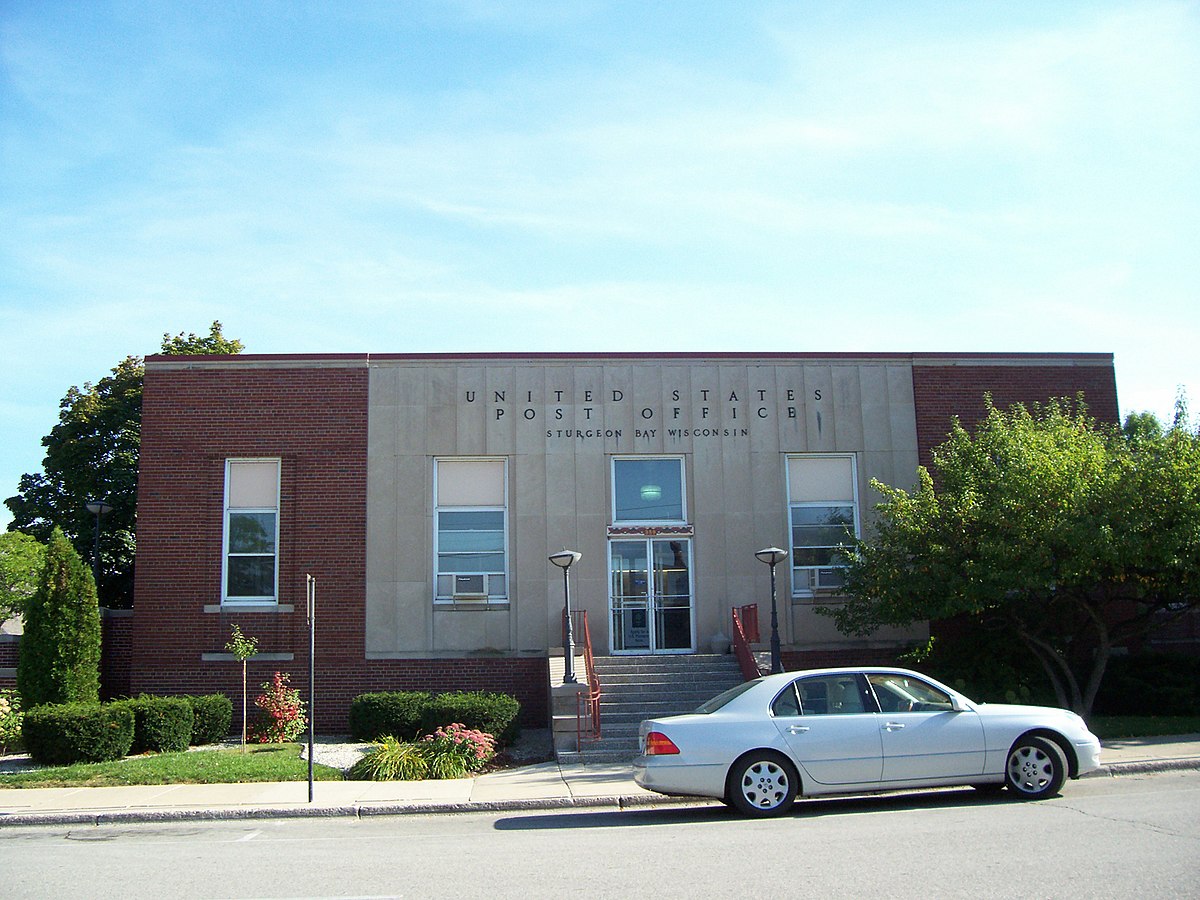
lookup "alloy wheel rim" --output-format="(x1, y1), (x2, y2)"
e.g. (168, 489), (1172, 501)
(1008, 746), (1053, 793)
(741, 760), (789, 809)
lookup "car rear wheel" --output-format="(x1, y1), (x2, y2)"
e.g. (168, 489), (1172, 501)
(726, 751), (798, 817)
(1005, 736), (1067, 800)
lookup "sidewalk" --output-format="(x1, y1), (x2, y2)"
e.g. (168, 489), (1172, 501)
(2, 735), (1198, 828)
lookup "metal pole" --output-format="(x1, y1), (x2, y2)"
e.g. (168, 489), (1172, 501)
(562, 565), (578, 684)
(307, 574), (315, 803)
(92, 509), (102, 588)
(769, 562), (783, 674)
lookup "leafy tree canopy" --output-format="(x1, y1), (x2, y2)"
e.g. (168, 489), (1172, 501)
(159, 323), (244, 356)
(823, 394), (1200, 715)
(0, 531), (45, 622)
(5, 322), (243, 607)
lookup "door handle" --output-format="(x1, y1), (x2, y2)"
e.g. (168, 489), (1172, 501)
(883, 722), (906, 732)
(787, 725), (810, 734)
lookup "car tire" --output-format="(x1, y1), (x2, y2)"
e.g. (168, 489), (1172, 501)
(726, 751), (799, 817)
(1005, 735), (1067, 800)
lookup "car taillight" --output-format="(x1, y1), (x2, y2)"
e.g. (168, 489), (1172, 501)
(644, 731), (680, 755)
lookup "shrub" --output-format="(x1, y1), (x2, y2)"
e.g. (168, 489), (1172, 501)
(17, 528), (102, 707)
(22, 702), (134, 765)
(250, 672), (307, 743)
(347, 735), (430, 781)
(1093, 653), (1200, 716)
(348, 724), (496, 781)
(184, 693), (233, 745)
(349, 691), (431, 741)
(423, 691), (521, 746)
(0, 689), (22, 754)
(112, 696), (193, 754)
(900, 629), (1055, 706)
(421, 723), (496, 778)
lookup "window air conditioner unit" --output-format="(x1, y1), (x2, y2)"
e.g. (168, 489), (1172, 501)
(452, 574), (488, 601)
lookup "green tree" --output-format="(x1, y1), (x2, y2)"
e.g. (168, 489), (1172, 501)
(17, 528), (102, 706)
(0, 532), (45, 622)
(225, 624), (259, 752)
(5, 322), (243, 607)
(824, 395), (1200, 716)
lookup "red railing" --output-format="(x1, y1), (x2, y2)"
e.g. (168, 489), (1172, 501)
(564, 610), (602, 744)
(731, 604), (763, 681)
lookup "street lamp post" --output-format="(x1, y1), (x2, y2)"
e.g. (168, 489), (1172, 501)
(549, 549), (582, 684)
(755, 546), (789, 674)
(85, 500), (113, 594)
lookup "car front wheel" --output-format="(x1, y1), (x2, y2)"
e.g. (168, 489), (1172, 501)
(1005, 736), (1067, 800)
(726, 751), (798, 817)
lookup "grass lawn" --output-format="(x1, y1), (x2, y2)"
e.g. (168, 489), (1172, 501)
(0, 742), (344, 789)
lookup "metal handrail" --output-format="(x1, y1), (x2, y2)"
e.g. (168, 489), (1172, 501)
(577, 610), (601, 742)
(563, 609), (602, 744)
(731, 604), (763, 681)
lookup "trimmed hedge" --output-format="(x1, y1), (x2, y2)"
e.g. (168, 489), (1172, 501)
(184, 693), (233, 745)
(23, 702), (134, 765)
(111, 696), (193, 754)
(423, 691), (521, 745)
(349, 691), (431, 741)
(349, 690), (521, 745)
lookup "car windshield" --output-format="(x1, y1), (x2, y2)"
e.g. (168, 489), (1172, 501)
(694, 680), (760, 714)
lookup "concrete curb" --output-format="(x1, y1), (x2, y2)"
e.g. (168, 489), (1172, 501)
(1088, 757), (1200, 777)
(0, 792), (701, 828)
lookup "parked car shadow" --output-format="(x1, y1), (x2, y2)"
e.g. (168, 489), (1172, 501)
(493, 786), (1010, 831)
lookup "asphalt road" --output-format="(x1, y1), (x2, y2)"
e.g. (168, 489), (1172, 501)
(2, 771), (1198, 899)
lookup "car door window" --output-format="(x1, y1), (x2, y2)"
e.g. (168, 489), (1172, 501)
(777, 674), (868, 716)
(867, 673), (954, 713)
(771, 682), (802, 717)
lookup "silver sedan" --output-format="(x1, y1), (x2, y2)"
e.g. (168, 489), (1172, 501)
(634, 666), (1102, 817)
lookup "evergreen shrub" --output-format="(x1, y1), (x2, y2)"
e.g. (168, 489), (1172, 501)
(17, 528), (102, 707)
(184, 693), (233, 745)
(348, 691), (430, 741)
(348, 690), (521, 744)
(422, 691), (521, 745)
(111, 696), (193, 753)
(23, 702), (134, 764)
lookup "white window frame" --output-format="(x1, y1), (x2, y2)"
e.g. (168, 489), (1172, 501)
(611, 456), (688, 525)
(433, 457), (509, 605)
(785, 454), (859, 598)
(222, 458), (281, 606)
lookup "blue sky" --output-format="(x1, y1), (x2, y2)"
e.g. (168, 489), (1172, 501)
(2, 1), (1197, 529)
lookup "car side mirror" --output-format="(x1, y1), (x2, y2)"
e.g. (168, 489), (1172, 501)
(949, 695), (969, 712)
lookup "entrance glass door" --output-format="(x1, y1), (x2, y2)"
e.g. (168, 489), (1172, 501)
(609, 539), (694, 653)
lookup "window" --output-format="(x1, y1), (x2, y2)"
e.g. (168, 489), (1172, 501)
(781, 674), (868, 716)
(223, 459), (280, 605)
(612, 457), (685, 523)
(867, 673), (954, 713)
(786, 455), (858, 595)
(435, 458), (507, 603)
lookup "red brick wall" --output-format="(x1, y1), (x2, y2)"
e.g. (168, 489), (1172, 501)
(133, 363), (369, 729)
(911, 359), (1119, 471)
(100, 609), (133, 699)
(132, 362), (548, 730)
(782, 649), (903, 671)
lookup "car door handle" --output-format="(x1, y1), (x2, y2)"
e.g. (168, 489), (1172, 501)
(883, 722), (906, 732)
(787, 725), (810, 734)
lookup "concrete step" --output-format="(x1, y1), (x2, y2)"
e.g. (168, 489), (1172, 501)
(553, 652), (748, 764)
